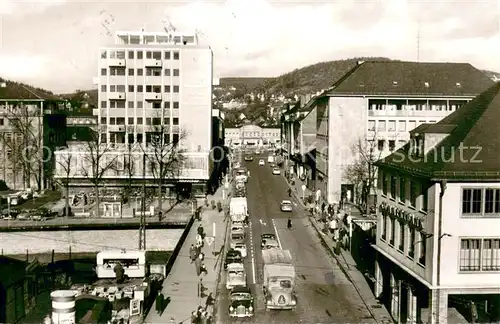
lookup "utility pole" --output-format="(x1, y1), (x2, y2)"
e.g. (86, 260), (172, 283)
(139, 152), (146, 250)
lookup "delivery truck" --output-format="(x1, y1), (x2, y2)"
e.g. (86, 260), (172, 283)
(262, 249), (297, 310)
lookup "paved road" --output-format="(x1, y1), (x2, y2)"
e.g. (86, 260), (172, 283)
(217, 154), (376, 323)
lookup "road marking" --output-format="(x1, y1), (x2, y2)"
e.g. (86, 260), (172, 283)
(249, 221), (256, 284)
(271, 219), (283, 249)
(259, 219), (267, 226)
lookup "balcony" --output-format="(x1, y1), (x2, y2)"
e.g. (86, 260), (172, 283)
(108, 92), (126, 101)
(144, 93), (162, 101)
(108, 125), (126, 132)
(108, 59), (126, 67)
(144, 59), (162, 67)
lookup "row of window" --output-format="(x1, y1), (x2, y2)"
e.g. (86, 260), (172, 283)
(381, 214), (426, 266)
(368, 99), (467, 111)
(381, 173), (428, 212)
(101, 101), (180, 109)
(462, 188), (500, 216)
(368, 119), (437, 133)
(101, 84), (180, 94)
(101, 50), (180, 60)
(101, 67), (180, 77)
(459, 238), (500, 272)
(103, 132), (180, 145)
(103, 117), (179, 126)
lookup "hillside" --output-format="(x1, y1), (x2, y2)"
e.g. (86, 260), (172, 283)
(0, 77), (60, 100)
(219, 77), (272, 90)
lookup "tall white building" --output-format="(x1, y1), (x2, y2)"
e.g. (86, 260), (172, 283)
(55, 30), (213, 195)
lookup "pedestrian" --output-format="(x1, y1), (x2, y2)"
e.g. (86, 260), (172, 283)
(200, 310), (207, 324)
(199, 252), (205, 262)
(205, 292), (214, 308)
(200, 262), (208, 275)
(287, 217), (292, 229)
(197, 224), (204, 237)
(190, 310), (198, 324)
(155, 291), (162, 314)
(195, 257), (202, 276)
(288, 188), (292, 197)
(158, 211), (163, 222)
(158, 292), (165, 315)
(471, 301), (478, 323)
(189, 244), (197, 263)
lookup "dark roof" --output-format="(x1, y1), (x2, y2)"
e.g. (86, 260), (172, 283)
(377, 82), (500, 180)
(324, 61), (494, 97)
(0, 78), (61, 100)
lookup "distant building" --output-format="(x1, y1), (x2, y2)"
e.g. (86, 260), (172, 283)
(225, 124), (280, 147)
(374, 82), (500, 323)
(303, 61), (494, 204)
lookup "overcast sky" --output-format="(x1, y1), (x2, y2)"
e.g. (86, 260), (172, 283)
(1, 0), (499, 93)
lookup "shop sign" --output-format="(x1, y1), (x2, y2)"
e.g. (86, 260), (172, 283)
(378, 202), (423, 229)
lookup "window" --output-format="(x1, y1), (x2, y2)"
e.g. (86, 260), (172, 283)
(101, 68), (107, 76)
(389, 217), (395, 246)
(378, 120), (386, 131)
(368, 120), (375, 131)
(418, 233), (426, 266)
(137, 68), (143, 76)
(165, 51), (171, 60)
(460, 239), (481, 271)
(152, 118), (161, 125)
(173, 85), (179, 93)
(398, 221), (405, 252)
(410, 181), (417, 207)
(408, 227), (415, 258)
(117, 85), (125, 92)
(137, 117), (143, 125)
(152, 51), (161, 59)
(137, 85), (143, 93)
(137, 51), (143, 59)
(388, 140), (395, 151)
(165, 69), (171, 76)
(409, 120), (416, 130)
(128, 117), (134, 125)
(128, 51), (134, 59)
(101, 85), (107, 92)
(485, 189), (500, 214)
(173, 69), (180, 77)
(164, 101), (170, 109)
(173, 133), (179, 143)
(377, 140), (384, 151)
(164, 85), (171, 93)
(152, 102), (161, 109)
(146, 68), (161, 76)
(109, 85), (116, 92)
(482, 239), (500, 271)
(164, 118), (170, 125)
(128, 101), (134, 109)
(146, 118), (152, 125)
(381, 215), (387, 240)
(128, 85), (134, 92)
(173, 118), (179, 125)
(109, 117), (116, 125)
(110, 67), (125, 76)
(128, 68), (134, 76)
(398, 121), (406, 132)
(399, 177), (406, 203)
(101, 101), (107, 108)
(173, 102), (179, 109)
(462, 188), (483, 214)
(390, 176), (396, 199)
(100, 117), (106, 124)
(382, 173), (388, 196)
(173, 52), (179, 60)
(136, 101), (143, 109)
(388, 120), (396, 131)
(146, 51), (152, 59)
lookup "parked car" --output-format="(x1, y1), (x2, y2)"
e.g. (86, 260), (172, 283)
(260, 233), (277, 249)
(233, 242), (247, 258)
(272, 168), (281, 175)
(280, 200), (293, 212)
(229, 286), (254, 318)
(262, 239), (280, 250)
(226, 263), (246, 290)
(225, 249), (243, 270)
(230, 230), (245, 249)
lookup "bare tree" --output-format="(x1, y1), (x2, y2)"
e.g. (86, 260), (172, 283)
(54, 153), (73, 216)
(343, 133), (381, 213)
(140, 114), (185, 215)
(122, 142), (136, 205)
(79, 128), (118, 217)
(1, 103), (43, 190)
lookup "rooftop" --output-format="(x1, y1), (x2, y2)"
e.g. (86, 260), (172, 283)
(377, 82), (500, 180)
(324, 61), (494, 97)
(0, 78), (61, 101)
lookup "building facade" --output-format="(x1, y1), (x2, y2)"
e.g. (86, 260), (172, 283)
(310, 61), (494, 204)
(55, 30), (213, 193)
(374, 82), (500, 323)
(224, 124), (280, 147)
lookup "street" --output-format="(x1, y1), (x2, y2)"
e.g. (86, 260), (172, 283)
(217, 153), (377, 323)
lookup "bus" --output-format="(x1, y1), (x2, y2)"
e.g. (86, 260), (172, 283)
(96, 250), (146, 279)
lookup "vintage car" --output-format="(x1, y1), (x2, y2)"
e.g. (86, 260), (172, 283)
(226, 263), (246, 290)
(260, 233), (277, 249)
(272, 167), (281, 175)
(231, 223), (244, 233)
(229, 286), (254, 317)
(244, 155), (253, 161)
(233, 242), (247, 258)
(259, 159), (265, 166)
(224, 249), (243, 270)
(280, 200), (293, 212)
(262, 239), (280, 250)
(230, 230), (245, 249)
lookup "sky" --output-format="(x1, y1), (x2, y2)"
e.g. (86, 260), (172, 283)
(0, 0), (499, 94)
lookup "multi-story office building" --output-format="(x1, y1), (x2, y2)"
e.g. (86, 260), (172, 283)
(55, 30), (213, 195)
(374, 82), (500, 323)
(307, 61), (494, 204)
(225, 124), (280, 147)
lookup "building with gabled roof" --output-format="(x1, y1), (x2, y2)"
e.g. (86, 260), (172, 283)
(373, 82), (500, 323)
(297, 60), (494, 205)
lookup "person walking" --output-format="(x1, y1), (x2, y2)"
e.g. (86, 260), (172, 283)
(195, 256), (202, 276)
(189, 244), (197, 263)
(287, 216), (292, 230)
(197, 224), (205, 238)
(155, 291), (163, 315)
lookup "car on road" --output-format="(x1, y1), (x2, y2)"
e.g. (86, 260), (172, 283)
(230, 230), (245, 249)
(225, 249), (243, 270)
(262, 239), (280, 250)
(280, 200), (293, 212)
(272, 167), (281, 175)
(260, 233), (277, 249)
(244, 155), (253, 161)
(233, 242), (247, 258)
(226, 262), (246, 290)
(229, 286), (254, 318)
(231, 224), (244, 233)
(259, 159), (265, 166)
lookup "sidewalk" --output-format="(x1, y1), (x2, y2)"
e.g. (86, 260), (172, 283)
(283, 175), (393, 324)
(144, 186), (229, 324)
